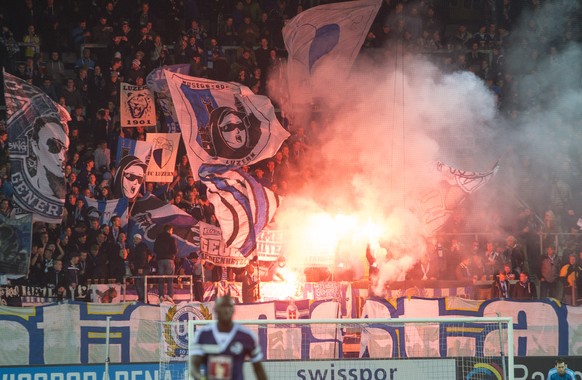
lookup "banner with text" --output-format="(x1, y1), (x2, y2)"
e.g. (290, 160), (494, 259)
(120, 82), (156, 127)
(146, 133), (181, 182)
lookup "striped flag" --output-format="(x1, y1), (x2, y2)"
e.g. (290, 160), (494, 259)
(83, 197), (129, 227)
(283, 0), (381, 103)
(199, 164), (281, 257)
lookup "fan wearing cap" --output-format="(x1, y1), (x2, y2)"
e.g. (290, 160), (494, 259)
(126, 58), (145, 84)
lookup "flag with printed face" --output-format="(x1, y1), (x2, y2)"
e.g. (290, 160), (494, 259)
(146, 64), (191, 133)
(0, 214), (33, 276)
(83, 197), (129, 228)
(283, 0), (381, 103)
(120, 82), (156, 127)
(199, 164), (281, 257)
(145, 133), (181, 182)
(113, 137), (153, 201)
(165, 72), (290, 177)
(128, 194), (199, 258)
(4, 73), (70, 223)
(416, 161), (500, 235)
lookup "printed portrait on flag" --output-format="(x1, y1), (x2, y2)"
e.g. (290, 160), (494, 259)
(113, 155), (148, 201)
(0, 214), (33, 276)
(120, 82), (155, 127)
(146, 133), (180, 182)
(4, 73), (70, 223)
(113, 137), (153, 201)
(165, 72), (289, 175)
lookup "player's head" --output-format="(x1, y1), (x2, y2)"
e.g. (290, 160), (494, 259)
(555, 358), (567, 375)
(214, 295), (235, 323)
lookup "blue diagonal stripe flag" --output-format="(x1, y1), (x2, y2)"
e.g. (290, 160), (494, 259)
(82, 197), (129, 227)
(199, 164), (281, 256)
(283, 0), (381, 103)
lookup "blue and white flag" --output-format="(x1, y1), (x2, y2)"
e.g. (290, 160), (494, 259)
(146, 64), (190, 132)
(128, 194), (199, 258)
(282, 0), (381, 103)
(199, 164), (281, 257)
(4, 73), (70, 223)
(165, 72), (290, 177)
(113, 137), (153, 201)
(83, 197), (129, 227)
(145, 133), (181, 183)
(0, 214), (33, 277)
(416, 161), (500, 236)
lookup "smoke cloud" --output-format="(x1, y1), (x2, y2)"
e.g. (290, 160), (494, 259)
(269, 0), (582, 294)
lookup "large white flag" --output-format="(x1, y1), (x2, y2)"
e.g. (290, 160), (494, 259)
(165, 72), (290, 176)
(120, 82), (156, 127)
(283, 0), (381, 103)
(145, 133), (181, 183)
(199, 164), (281, 257)
(4, 73), (70, 223)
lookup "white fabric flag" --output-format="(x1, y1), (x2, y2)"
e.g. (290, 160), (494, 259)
(283, 0), (381, 103)
(164, 72), (290, 177)
(145, 133), (181, 183)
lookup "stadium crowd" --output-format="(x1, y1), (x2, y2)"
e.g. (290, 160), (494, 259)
(1, 0), (582, 304)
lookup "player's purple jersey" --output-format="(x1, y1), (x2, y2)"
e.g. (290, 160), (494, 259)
(190, 322), (263, 380)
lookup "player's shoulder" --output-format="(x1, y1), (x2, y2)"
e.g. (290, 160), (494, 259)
(235, 323), (256, 336)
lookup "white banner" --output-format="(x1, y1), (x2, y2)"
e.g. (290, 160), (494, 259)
(120, 82), (156, 127)
(146, 133), (181, 182)
(199, 222), (249, 268)
(255, 228), (283, 261)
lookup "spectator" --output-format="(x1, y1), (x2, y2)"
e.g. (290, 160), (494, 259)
(43, 258), (67, 300)
(219, 16), (238, 46)
(241, 263), (259, 303)
(512, 271), (537, 300)
(91, 15), (114, 46)
(71, 19), (91, 51)
(128, 234), (150, 303)
(154, 224), (178, 303)
(540, 246), (561, 299)
(75, 48), (96, 73)
(490, 270), (511, 299)
(45, 51), (66, 88)
(238, 16), (260, 47)
(503, 235), (525, 274)
(22, 24), (40, 59)
(559, 254), (578, 304)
